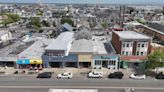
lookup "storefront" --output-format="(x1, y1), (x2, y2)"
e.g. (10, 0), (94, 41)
(16, 59), (43, 69)
(78, 54), (92, 68)
(120, 56), (147, 71)
(93, 55), (119, 70)
(42, 54), (78, 68)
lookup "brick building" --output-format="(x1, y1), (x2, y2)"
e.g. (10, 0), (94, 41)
(111, 31), (151, 69)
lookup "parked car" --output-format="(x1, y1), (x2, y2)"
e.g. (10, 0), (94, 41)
(129, 74), (146, 79)
(36, 72), (52, 78)
(88, 71), (103, 78)
(57, 72), (73, 79)
(108, 72), (124, 79)
(155, 72), (164, 79)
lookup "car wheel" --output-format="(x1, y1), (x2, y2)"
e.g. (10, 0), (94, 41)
(68, 77), (70, 79)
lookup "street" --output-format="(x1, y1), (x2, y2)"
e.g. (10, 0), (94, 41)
(0, 75), (163, 92)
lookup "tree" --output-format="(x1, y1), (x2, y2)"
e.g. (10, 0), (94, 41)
(146, 51), (164, 69)
(101, 22), (108, 29)
(0, 13), (21, 27)
(42, 20), (50, 27)
(29, 17), (41, 29)
(60, 18), (74, 26)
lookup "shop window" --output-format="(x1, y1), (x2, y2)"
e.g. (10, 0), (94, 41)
(109, 61), (115, 65)
(95, 60), (101, 65)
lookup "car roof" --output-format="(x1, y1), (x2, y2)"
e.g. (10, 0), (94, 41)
(92, 71), (103, 73)
(62, 72), (71, 74)
(134, 74), (145, 76)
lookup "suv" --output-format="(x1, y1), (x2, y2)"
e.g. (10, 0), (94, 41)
(88, 71), (103, 78)
(36, 72), (52, 78)
(108, 72), (124, 79)
(155, 72), (164, 79)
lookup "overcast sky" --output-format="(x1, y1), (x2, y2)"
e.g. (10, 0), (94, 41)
(0, 0), (164, 4)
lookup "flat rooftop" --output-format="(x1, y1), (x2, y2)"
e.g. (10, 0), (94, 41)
(70, 39), (93, 53)
(151, 43), (164, 47)
(45, 32), (74, 50)
(114, 31), (150, 40)
(148, 23), (164, 33)
(18, 38), (53, 59)
(0, 31), (9, 37)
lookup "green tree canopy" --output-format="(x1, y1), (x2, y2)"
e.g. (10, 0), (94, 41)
(29, 17), (41, 29)
(60, 18), (74, 26)
(101, 22), (108, 29)
(0, 13), (20, 27)
(146, 51), (164, 69)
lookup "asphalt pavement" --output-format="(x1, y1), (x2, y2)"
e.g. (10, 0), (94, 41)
(0, 75), (163, 92)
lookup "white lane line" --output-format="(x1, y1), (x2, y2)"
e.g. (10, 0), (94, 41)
(0, 86), (164, 90)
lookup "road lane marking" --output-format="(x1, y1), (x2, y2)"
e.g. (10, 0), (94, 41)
(0, 86), (164, 90)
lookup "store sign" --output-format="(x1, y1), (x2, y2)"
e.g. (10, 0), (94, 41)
(16, 59), (30, 64)
(101, 56), (110, 59)
(30, 60), (42, 64)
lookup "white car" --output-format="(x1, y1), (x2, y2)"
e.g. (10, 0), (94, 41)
(129, 74), (146, 79)
(88, 71), (103, 78)
(57, 72), (73, 79)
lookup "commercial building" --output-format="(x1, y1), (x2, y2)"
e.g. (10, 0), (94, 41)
(93, 54), (118, 69)
(17, 38), (52, 68)
(70, 39), (93, 68)
(150, 43), (164, 53)
(92, 38), (118, 70)
(42, 32), (76, 68)
(137, 23), (164, 42)
(111, 31), (151, 69)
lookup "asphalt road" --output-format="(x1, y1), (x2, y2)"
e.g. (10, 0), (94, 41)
(0, 75), (163, 92)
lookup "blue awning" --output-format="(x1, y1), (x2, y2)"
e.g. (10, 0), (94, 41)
(16, 59), (30, 64)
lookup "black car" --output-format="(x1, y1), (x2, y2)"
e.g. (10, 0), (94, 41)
(155, 72), (164, 79)
(36, 72), (52, 78)
(108, 72), (124, 79)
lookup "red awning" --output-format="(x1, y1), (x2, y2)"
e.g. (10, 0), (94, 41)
(120, 56), (147, 62)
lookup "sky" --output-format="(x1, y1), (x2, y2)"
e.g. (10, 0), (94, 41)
(0, 0), (164, 5)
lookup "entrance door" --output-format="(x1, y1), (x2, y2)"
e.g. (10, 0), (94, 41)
(79, 62), (91, 68)
(102, 61), (108, 68)
(65, 62), (77, 67)
(49, 62), (62, 68)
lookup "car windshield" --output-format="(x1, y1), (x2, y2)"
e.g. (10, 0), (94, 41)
(134, 74), (143, 76)
(62, 73), (70, 76)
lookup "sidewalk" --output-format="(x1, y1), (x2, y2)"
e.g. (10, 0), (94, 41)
(0, 67), (136, 77)
(43, 68), (135, 76)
